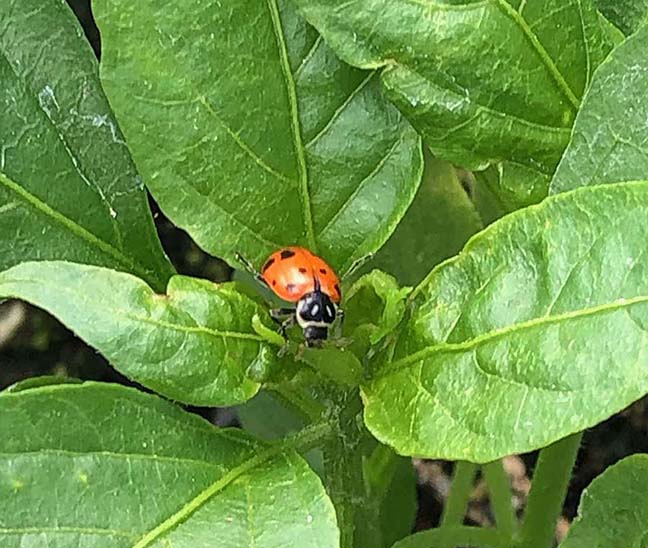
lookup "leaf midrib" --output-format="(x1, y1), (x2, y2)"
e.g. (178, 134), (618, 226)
(0, 41), (124, 249)
(0, 448), (223, 469)
(377, 295), (648, 378)
(0, 275), (266, 343)
(267, 0), (317, 251)
(0, 526), (135, 540)
(133, 445), (287, 547)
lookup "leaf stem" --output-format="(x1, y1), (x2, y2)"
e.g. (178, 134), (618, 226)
(441, 461), (478, 528)
(517, 432), (583, 548)
(483, 460), (517, 538)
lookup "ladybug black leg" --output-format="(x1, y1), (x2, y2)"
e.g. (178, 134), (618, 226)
(270, 308), (296, 338)
(235, 252), (267, 286)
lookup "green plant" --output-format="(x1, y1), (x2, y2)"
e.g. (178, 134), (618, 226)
(1, 0), (647, 546)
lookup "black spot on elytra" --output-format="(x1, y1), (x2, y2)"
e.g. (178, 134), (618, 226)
(286, 283), (296, 293)
(271, 280), (277, 286)
(280, 249), (295, 260)
(262, 257), (275, 272)
(319, 268), (327, 275)
(299, 267), (307, 274)
(334, 283), (341, 295)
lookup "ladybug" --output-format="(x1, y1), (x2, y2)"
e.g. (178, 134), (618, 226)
(237, 246), (343, 347)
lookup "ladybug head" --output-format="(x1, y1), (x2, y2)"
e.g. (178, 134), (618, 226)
(296, 290), (337, 347)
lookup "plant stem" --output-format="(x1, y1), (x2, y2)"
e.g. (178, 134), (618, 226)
(441, 461), (478, 526)
(319, 388), (369, 548)
(483, 460), (517, 538)
(517, 432), (583, 548)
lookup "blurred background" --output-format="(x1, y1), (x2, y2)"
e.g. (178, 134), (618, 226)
(2, 0), (647, 541)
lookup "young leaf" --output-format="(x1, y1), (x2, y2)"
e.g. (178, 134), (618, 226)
(0, 261), (278, 406)
(343, 270), (411, 355)
(292, 0), (611, 179)
(596, 0), (648, 35)
(0, 381), (339, 547)
(551, 25), (648, 194)
(363, 181), (648, 461)
(560, 455), (648, 547)
(0, 0), (173, 290)
(94, 0), (423, 273)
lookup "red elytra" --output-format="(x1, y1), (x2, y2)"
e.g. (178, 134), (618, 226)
(260, 246), (341, 304)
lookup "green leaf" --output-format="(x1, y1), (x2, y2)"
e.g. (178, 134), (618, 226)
(0, 261), (279, 406)
(94, 0), (423, 273)
(292, 0), (611, 179)
(561, 454), (648, 548)
(0, 381), (339, 547)
(551, 25), (648, 194)
(0, 0), (173, 290)
(367, 155), (483, 286)
(343, 270), (411, 359)
(596, 0), (648, 35)
(362, 181), (648, 461)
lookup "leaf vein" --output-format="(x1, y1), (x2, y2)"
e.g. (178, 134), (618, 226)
(266, 0), (317, 250)
(305, 71), (375, 148)
(380, 295), (648, 377)
(197, 96), (296, 185)
(0, 526), (135, 539)
(319, 133), (404, 238)
(0, 173), (156, 285)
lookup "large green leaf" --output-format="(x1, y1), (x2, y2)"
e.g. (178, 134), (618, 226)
(560, 455), (648, 548)
(94, 0), (422, 273)
(362, 181), (648, 461)
(292, 0), (611, 180)
(596, 0), (648, 35)
(551, 25), (648, 194)
(0, 0), (173, 290)
(0, 381), (339, 547)
(0, 261), (278, 406)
